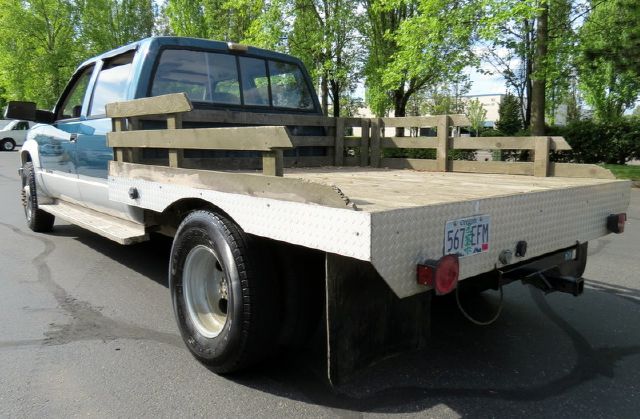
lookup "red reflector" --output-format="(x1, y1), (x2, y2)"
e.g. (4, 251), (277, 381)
(417, 254), (460, 295)
(607, 213), (626, 234)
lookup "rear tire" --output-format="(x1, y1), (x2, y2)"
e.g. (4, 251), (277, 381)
(1, 139), (16, 151)
(22, 162), (54, 232)
(169, 210), (279, 373)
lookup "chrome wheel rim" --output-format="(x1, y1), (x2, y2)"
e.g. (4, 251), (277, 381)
(2, 142), (11, 151)
(23, 185), (32, 220)
(183, 245), (229, 338)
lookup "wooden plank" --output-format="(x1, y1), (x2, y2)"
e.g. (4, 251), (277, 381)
(360, 119), (370, 166)
(436, 115), (450, 172)
(451, 160), (534, 176)
(108, 126), (293, 151)
(380, 116), (440, 127)
(449, 114), (471, 127)
(380, 114), (469, 128)
(549, 137), (572, 151)
(452, 136), (571, 151)
(106, 93), (193, 118)
(334, 118), (345, 166)
(109, 161), (356, 209)
(549, 163), (615, 179)
(177, 155), (334, 171)
(381, 137), (438, 149)
(262, 150), (284, 176)
(183, 108), (335, 127)
(168, 150), (183, 168)
(534, 137), (551, 177)
(290, 136), (335, 147)
(453, 136), (535, 150)
(380, 158), (439, 171)
(370, 118), (381, 168)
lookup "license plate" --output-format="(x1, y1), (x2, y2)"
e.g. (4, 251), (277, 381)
(444, 215), (491, 257)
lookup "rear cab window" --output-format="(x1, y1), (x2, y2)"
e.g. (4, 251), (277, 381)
(150, 48), (315, 112)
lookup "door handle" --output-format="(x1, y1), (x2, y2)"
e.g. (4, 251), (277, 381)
(69, 133), (78, 142)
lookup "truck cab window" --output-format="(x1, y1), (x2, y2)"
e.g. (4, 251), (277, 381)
(239, 57), (269, 106)
(59, 66), (94, 119)
(89, 52), (134, 116)
(269, 60), (314, 110)
(151, 49), (241, 105)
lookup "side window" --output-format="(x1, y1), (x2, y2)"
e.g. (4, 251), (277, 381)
(239, 57), (269, 106)
(151, 49), (241, 105)
(13, 122), (29, 130)
(89, 52), (134, 116)
(59, 66), (94, 119)
(269, 61), (314, 110)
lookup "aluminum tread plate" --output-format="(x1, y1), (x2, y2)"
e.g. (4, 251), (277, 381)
(109, 176), (372, 261)
(109, 174), (630, 298)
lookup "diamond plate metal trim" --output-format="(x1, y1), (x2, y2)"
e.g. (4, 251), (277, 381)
(109, 176), (371, 260)
(371, 182), (630, 297)
(110, 174), (629, 299)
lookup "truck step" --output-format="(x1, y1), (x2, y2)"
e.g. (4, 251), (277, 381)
(39, 201), (148, 245)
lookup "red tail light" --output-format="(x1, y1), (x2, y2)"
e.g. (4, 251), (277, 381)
(417, 254), (460, 295)
(607, 213), (626, 234)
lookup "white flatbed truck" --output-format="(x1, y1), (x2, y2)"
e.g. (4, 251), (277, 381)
(7, 37), (629, 384)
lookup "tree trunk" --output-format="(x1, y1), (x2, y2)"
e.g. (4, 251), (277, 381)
(331, 80), (340, 117)
(393, 89), (407, 136)
(321, 74), (329, 117)
(524, 18), (533, 128)
(530, 2), (548, 136)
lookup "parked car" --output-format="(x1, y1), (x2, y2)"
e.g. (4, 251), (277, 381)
(0, 119), (34, 151)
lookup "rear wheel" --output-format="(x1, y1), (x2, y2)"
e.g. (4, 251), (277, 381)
(1, 139), (15, 151)
(22, 162), (54, 232)
(169, 210), (279, 373)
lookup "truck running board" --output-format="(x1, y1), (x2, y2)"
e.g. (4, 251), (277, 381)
(39, 201), (148, 245)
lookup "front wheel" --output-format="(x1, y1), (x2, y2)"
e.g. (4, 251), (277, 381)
(22, 162), (54, 232)
(1, 139), (16, 151)
(169, 210), (279, 373)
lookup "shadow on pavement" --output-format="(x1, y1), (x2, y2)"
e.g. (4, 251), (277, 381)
(62, 223), (640, 416)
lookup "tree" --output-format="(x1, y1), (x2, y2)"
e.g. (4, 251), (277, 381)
(0, 0), (80, 108)
(77, 0), (155, 55)
(165, 0), (266, 42)
(577, 0), (640, 120)
(363, 0), (479, 120)
(288, 0), (361, 117)
(466, 99), (487, 137)
(496, 93), (522, 134)
(482, 0), (575, 130)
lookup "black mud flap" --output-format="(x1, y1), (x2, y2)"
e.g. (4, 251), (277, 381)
(325, 253), (431, 385)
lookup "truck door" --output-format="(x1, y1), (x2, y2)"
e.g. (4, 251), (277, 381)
(74, 51), (140, 221)
(34, 65), (94, 202)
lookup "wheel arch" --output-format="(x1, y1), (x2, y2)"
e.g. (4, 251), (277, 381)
(153, 197), (235, 236)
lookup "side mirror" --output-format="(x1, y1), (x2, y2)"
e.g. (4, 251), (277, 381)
(4, 101), (55, 124)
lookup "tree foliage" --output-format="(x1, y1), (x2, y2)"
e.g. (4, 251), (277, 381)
(577, 0), (640, 120)
(466, 98), (487, 136)
(496, 93), (522, 134)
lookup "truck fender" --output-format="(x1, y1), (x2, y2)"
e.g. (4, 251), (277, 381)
(19, 138), (53, 202)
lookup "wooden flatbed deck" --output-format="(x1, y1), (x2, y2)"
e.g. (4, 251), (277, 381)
(282, 167), (623, 212)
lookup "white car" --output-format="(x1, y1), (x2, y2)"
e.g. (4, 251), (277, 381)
(0, 119), (34, 151)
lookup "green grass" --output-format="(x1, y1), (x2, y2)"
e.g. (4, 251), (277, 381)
(603, 164), (640, 181)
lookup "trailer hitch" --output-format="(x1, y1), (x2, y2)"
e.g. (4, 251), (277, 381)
(498, 242), (588, 297)
(522, 273), (584, 297)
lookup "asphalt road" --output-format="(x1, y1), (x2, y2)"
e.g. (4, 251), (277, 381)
(0, 150), (638, 418)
